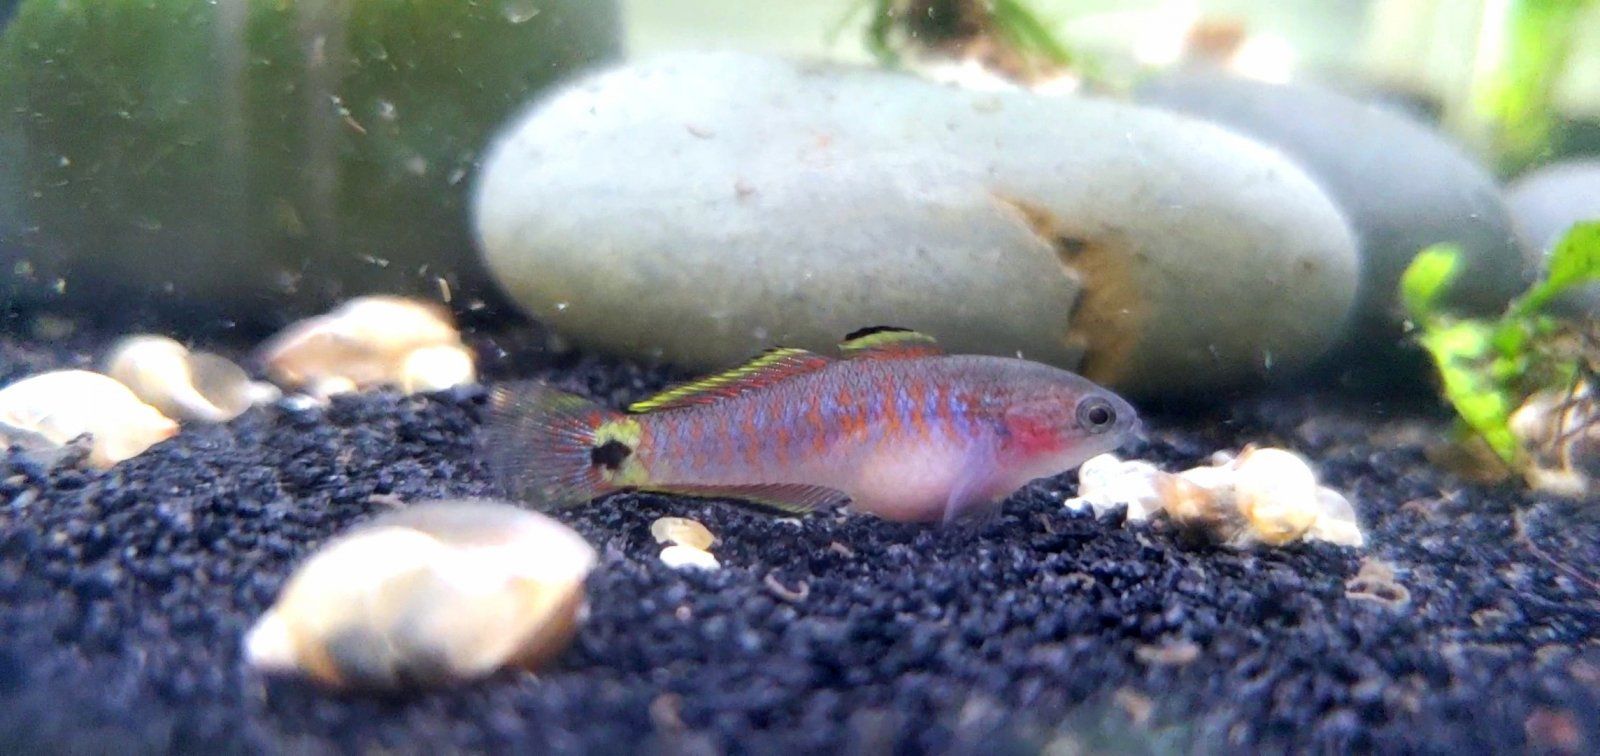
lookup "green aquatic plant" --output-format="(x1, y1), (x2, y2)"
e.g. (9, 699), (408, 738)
(1466, 0), (1598, 175)
(1402, 221), (1600, 464)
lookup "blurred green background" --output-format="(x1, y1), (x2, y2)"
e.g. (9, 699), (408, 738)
(625, 0), (1600, 172)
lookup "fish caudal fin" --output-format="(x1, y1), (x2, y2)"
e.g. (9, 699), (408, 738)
(485, 382), (635, 509)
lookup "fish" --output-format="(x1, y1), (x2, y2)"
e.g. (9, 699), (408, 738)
(485, 327), (1139, 523)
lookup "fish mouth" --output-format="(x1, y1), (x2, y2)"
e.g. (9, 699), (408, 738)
(1106, 414), (1144, 457)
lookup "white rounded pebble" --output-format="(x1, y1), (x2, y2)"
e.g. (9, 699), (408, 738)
(475, 52), (1361, 397)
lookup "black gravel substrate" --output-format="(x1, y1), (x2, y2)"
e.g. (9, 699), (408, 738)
(1, 327), (1597, 755)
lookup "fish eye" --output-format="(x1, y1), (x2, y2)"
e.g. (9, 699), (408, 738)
(1076, 397), (1116, 434)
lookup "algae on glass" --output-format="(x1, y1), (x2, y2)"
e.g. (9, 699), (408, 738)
(0, 0), (619, 325)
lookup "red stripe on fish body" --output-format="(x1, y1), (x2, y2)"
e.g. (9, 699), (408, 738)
(878, 378), (901, 439)
(740, 405), (761, 468)
(806, 393), (827, 455)
(715, 409), (737, 467)
(906, 381), (929, 440)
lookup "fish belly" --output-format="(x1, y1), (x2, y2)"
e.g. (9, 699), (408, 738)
(845, 439), (972, 522)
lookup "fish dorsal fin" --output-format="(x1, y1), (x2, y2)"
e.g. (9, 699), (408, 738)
(627, 348), (832, 414)
(839, 326), (943, 360)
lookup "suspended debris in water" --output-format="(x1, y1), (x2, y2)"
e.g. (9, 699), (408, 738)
(0, 370), (178, 468)
(244, 499), (596, 691)
(105, 335), (279, 423)
(257, 295), (477, 399)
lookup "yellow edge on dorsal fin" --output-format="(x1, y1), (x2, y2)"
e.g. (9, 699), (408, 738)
(838, 326), (944, 359)
(627, 347), (833, 414)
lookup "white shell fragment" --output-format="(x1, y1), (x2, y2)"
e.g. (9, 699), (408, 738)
(1066, 447), (1365, 548)
(649, 516), (716, 551)
(257, 296), (477, 399)
(659, 544), (721, 571)
(1510, 384), (1597, 498)
(105, 335), (279, 423)
(1069, 454), (1167, 521)
(0, 370), (179, 468)
(244, 499), (596, 690)
(1231, 448), (1321, 546)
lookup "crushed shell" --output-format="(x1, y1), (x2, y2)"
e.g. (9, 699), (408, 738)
(257, 296), (477, 399)
(105, 335), (278, 423)
(0, 369), (178, 468)
(1065, 448), (1364, 548)
(649, 517), (716, 551)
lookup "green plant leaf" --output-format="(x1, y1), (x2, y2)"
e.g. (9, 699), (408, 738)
(1400, 243), (1463, 320)
(1514, 220), (1600, 316)
(992, 0), (1074, 66)
(1419, 320), (1519, 462)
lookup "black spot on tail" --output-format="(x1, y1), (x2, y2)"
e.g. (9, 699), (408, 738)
(590, 440), (632, 471)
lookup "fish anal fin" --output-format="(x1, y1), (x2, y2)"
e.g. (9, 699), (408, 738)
(839, 326), (943, 360)
(645, 483), (848, 516)
(628, 348), (832, 414)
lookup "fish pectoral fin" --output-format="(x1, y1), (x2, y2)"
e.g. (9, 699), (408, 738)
(645, 483), (849, 516)
(942, 444), (1001, 524)
(839, 326), (943, 360)
(627, 348), (833, 414)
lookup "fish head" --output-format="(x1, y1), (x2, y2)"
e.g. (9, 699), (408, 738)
(995, 367), (1139, 481)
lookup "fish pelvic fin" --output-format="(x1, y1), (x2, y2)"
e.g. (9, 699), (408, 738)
(642, 483), (849, 516)
(627, 348), (833, 414)
(486, 382), (645, 509)
(839, 326), (943, 360)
